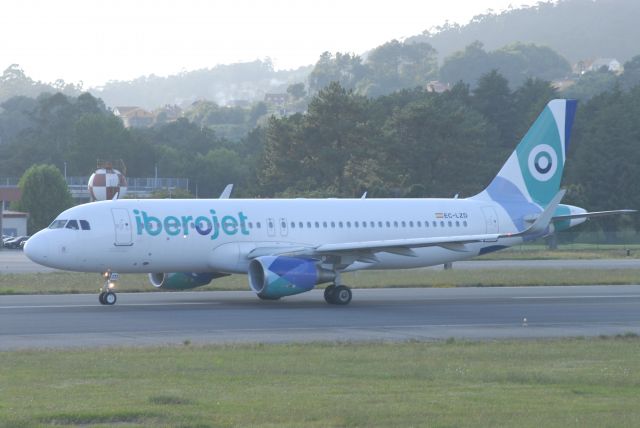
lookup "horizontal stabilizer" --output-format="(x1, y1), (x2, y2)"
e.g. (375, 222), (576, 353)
(552, 209), (637, 221)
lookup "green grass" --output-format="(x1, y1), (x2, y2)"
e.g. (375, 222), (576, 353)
(477, 245), (640, 260)
(1, 338), (640, 427)
(1, 267), (640, 295)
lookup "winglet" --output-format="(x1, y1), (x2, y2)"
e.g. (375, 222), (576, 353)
(219, 184), (234, 199)
(502, 189), (566, 238)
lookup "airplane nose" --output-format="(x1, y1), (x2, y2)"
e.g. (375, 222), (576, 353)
(24, 233), (50, 265)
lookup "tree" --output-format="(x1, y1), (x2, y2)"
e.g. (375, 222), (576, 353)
(259, 82), (375, 196)
(307, 52), (368, 93)
(618, 55), (640, 90)
(361, 40), (438, 97)
(13, 165), (73, 233)
(382, 94), (495, 197)
(562, 68), (618, 101)
(440, 42), (570, 88)
(472, 70), (516, 148)
(440, 41), (492, 86)
(286, 83), (306, 100)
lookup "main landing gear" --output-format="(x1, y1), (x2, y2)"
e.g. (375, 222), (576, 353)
(324, 284), (352, 305)
(99, 272), (119, 305)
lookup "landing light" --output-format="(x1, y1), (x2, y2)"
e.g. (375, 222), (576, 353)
(108, 282), (116, 289)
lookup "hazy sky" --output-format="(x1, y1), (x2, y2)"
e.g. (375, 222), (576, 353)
(0, 0), (531, 88)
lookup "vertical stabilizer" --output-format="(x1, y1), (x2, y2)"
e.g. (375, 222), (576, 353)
(473, 99), (577, 208)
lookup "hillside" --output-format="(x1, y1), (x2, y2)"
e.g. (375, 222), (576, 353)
(408, 0), (640, 63)
(90, 59), (311, 110)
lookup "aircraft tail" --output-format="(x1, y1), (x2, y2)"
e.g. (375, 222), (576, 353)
(472, 99), (577, 208)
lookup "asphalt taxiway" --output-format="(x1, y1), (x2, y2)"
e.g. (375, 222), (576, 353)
(2, 285), (640, 350)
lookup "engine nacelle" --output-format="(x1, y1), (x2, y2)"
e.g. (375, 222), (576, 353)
(148, 272), (226, 290)
(248, 256), (335, 299)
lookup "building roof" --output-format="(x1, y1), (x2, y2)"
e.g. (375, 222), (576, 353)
(2, 210), (29, 218)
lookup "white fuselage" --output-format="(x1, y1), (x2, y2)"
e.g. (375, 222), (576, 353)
(25, 197), (524, 274)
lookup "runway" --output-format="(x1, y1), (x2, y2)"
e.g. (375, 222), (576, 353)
(2, 285), (640, 350)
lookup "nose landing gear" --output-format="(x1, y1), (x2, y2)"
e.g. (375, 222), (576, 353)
(99, 272), (119, 305)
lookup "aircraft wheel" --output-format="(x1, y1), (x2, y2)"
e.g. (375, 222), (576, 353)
(324, 285), (336, 304)
(98, 292), (106, 305)
(332, 285), (352, 305)
(103, 291), (117, 305)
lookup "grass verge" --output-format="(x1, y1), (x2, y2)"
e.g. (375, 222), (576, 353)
(1, 267), (639, 295)
(1, 337), (640, 427)
(477, 245), (640, 260)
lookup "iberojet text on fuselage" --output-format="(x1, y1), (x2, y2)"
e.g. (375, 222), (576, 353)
(133, 209), (250, 240)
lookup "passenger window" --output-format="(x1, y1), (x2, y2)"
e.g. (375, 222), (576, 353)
(463, 221), (468, 227)
(393, 221), (398, 228)
(290, 222), (295, 229)
(354, 221), (359, 228)
(362, 221), (366, 228)
(79, 220), (91, 230)
(377, 221), (382, 228)
(346, 221), (351, 228)
(66, 220), (79, 230)
(417, 221), (422, 227)
(401, 221), (406, 228)
(448, 221), (452, 227)
(331, 222), (335, 228)
(409, 221), (414, 227)
(433, 221), (437, 227)
(456, 221), (460, 227)
(385, 221), (390, 228)
(338, 221), (343, 228)
(248, 222), (253, 229)
(256, 222), (262, 229)
(323, 222), (328, 228)
(440, 221), (445, 227)
(307, 222), (311, 228)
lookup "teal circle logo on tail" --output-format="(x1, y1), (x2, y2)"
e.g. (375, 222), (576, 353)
(516, 102), (567, 206)
(528, 144), (558, 182)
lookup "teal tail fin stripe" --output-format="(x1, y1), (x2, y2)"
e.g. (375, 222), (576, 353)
(475, 99), (577, 208)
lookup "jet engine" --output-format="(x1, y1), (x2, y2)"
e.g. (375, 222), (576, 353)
(148, 272), (227, 290)
(248, 256), (335, 299)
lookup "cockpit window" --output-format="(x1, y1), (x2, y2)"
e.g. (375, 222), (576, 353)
(49, 220), (67, 229)
(65, 220), (79, 230)
(79, 220), (91, 230)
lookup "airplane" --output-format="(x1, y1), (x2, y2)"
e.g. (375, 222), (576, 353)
(24, 99), (635, 306)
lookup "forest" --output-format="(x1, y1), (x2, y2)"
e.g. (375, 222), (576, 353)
(1, 67), (639, 234)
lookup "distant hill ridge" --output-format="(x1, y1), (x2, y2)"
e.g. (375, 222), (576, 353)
(407, 0), (640, 63)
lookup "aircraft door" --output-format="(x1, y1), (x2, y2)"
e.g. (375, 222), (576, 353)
(111, 208), (133, 246)
(267, 218), (276, 237)
(279, 217), (288, 236)
(481, 207), (499, 233)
